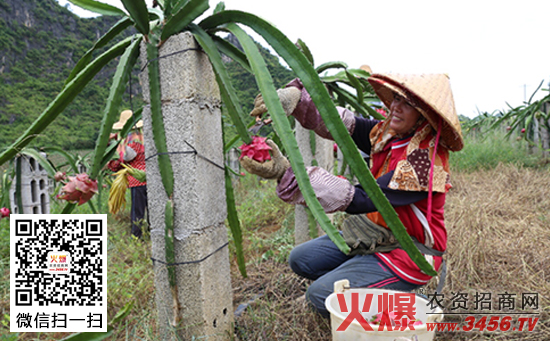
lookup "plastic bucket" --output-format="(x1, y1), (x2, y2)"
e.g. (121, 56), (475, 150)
(325, 280), (444, 341)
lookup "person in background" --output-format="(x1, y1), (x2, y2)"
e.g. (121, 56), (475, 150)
(240, 73), (463, 317)
(110, 110), (148, 239)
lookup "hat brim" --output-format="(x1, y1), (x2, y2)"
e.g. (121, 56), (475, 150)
(368, 75), (463, 151)
(112, 122), (124, 130)
(112, 119), (143, 130)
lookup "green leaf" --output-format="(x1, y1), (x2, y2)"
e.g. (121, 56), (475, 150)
(189, 24), (251, 145)
(201, 11), (437, 276)
(211, 35), (252, 73)
(315, 61), (347, 74)
(295, 38), (314, 66)
(160, 0), (209, 42)
(163, 0), (173, 16)
(155, 0), (166, 10)
(19, 149), (56, 178)
(328, 84), (366, 117)
(223, 120), (257, 154)
(329, 84), (385, 120)
(89, 37), (142, 180)
(221, 21), (349, 253)
(86, 197), (98, 214)
(224, 168), (247, 277)
(528, 80), (544, 104)
(145, 41), (174, 197)
(66, 17), (134, 85)
(15, 157), (22, 214)
(346, 69), (364, 105)
(170, 0), (188, 14)
(164, 199), (176, 287)
(1, 170), (13, 208)
(120, 108), (144, 136)
(320, 68), (370, 84)
(120, 0), (150, 36)
(109, 300), (134, 325)
(305, 207), (318, 239)
(67, 0), (126, 16)
(213, 1), (225, 13)
(347, 68), (371, 79)
(110, 301), (134, 325)
(41, 147), (78, 173)
(525, 111), (534, 130)
(61, 202), (76, 214)
(0, 37), (134, 167)
(148, 6), (164, 21)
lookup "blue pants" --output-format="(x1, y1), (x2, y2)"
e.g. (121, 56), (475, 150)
(289, 234), (421, 317)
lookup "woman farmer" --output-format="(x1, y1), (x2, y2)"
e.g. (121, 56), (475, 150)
(109, 110), (148, 239)
(240, 73), (463, 317)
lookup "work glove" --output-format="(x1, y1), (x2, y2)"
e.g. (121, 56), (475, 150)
(250, 87), (302, 118)
(240, 139), (290, 180)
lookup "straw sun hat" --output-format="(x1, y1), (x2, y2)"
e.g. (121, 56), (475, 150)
(112, 110), (143, 130)
(367, 73), (463, 152)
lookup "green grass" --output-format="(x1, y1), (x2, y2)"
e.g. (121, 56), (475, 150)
(229, 173), (295, 264)
(450, 130), (544, 172)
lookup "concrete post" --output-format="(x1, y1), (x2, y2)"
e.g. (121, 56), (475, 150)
(139, 32), (233, 340)
(9, 154), (50, 214)
(226, 148), (241, 177)
(541, 102), (549, 159)
(531, 118), (539, 155)
(294, 125), (335, 245)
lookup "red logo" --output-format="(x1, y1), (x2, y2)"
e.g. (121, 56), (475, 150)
(336, 292), (418, 332)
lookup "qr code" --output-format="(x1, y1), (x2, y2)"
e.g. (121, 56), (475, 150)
(10, 214), (107, 332)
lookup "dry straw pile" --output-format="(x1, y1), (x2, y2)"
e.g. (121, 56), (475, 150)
(433, 163), (550, 340)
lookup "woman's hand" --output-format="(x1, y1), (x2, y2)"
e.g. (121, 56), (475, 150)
(250, 87), (301, 119)
(240, 139), (290, 180)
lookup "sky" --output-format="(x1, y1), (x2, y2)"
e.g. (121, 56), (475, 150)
(55, 0), (550, 118)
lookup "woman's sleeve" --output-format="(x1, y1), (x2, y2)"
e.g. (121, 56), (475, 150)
(352, 117), (379, 155)
(345, 171), (429, 214)
(275, 167), (427, 215)
(276, 166), (355, 213)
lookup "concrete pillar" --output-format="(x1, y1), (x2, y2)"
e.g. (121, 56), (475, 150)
(226, 148), (240, 177)
(140, 32), (233, 340)
(294, 125), (335, 245)
(531, 118), (539, 155)
(9, 154), (50, 214)
(541, 102), (549, 159)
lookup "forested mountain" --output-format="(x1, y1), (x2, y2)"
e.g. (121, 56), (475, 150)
(0, 0), (294, 151)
